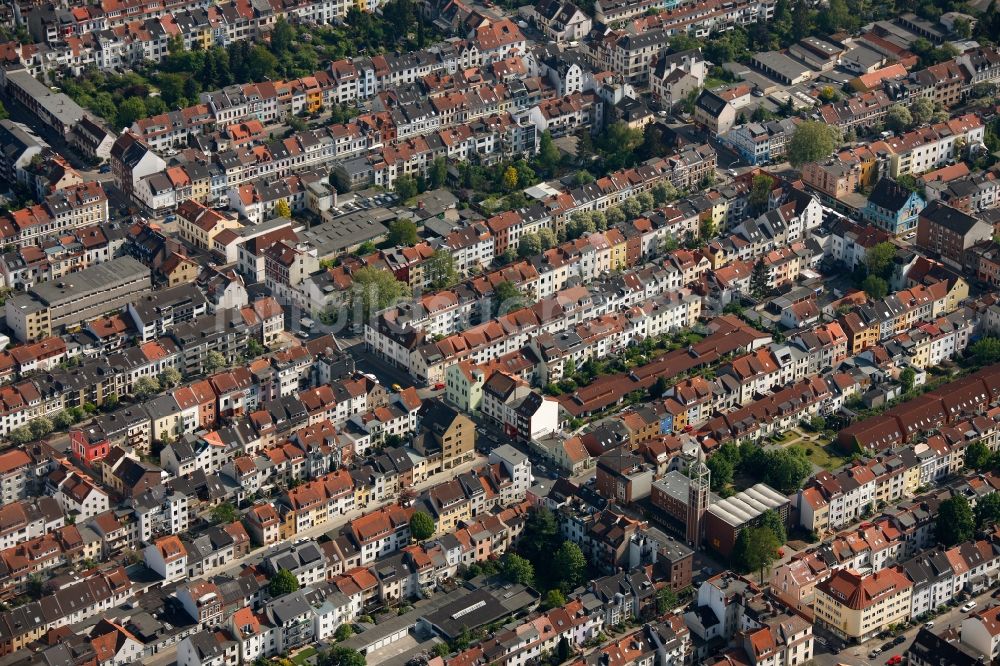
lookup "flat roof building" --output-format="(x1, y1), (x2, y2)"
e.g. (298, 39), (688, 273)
(6, 256), (151, 341)
(703, 483), (790, 557)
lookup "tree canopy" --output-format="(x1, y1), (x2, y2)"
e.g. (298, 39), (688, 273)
(501, 553), (536, 586)
(388, 219), (419, 247)
(787, 121), (841, 167)
(409, 511), (435, 541)
(732, 527), (780, 581)
(936, 495), (974, 547)
(268, 569), (300, 597)
(351, 267), (409, 321)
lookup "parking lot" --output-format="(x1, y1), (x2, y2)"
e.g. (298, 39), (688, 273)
(327, 190), (398, 218)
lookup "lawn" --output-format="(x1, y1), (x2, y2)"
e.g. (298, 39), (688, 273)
(292, 647), (318, 666)
(788, 439), (850, 471)
(704, 77), (728, 91)
(770, 430), (799, 444)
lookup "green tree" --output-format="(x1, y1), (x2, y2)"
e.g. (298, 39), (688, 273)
(518, 232), (542, 258)
(885, 104), (913, 132)
(862, 275), (888, 299)
(394, 174), (419, 201)
(271, 18), (294, 54)
(494, 281), (525, 316)
(557, 636), (571, 663)
(211, 502), (238, 524)
(649, 376), (669, 400)
(966, 440), (993, 471)
(761, 509), (787, 545)
(900, 367), (916, 394)
(133, 376), (161, 400)
(706, 455), (734, 491)
(749, 174), (774, 213)
(553, 542), (587, 592)
(750, 259), (769, 299)
(536, 130), (562, 176)
(8, 425), (32, 445)
(655, 587), (678, 614)
(351, 266), (409, 321)
(764, 448), (812, 494)
(159, 368), (182, 388)
(116, 96), (147, 129)
(732, 526), (780, 581)
(429, 156), (448, 189)
(268, 569), (300, 597)
(568, 211), (596, 240)
(621, 197), (643, 220)
(502, 553), (535, 586)
(596, 122), (644, 170)
(652, 181), (678, 205)
(605, 206), (626, 227)
(425, 250), (458, 289)
(54, 411), (76, 429)
(543, 588), (566, 609)
(334, 623), (354, 641)
(787, 121), (841, 167)
(936, 495), (974, 547)
(975, 492), (1000, 528)
(26, 574), (46, 600)
(865, 241), (897, 280)
(699, 216), (716, 240)
(388, 220), (419, 247)
(204, 351), (226, 373)
(409, 511), (435, 541)
(102, 392), (119, 409)
(318, 646), (366, 666)
(246, 338), (265, 358)
(910, 96), (935, 126)
(30, 417), (53, 440)
(971, 337), (1000, 366)
(538, 228), (557, 251)
(820, 0), (852, 32)
(521, 507), (559, 562)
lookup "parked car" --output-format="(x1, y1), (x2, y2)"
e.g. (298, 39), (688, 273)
(98, 164), (111, 174)
(886, 655), (903, 665)
(962, 601), (978, 612)
(891, 636), (906, 647)
(923, 621), (934, 629)
(868, 648), (881, 659)
(391, 383), (403, 392)
(880, 642), (894, 652)
(433, 382), (445, 390)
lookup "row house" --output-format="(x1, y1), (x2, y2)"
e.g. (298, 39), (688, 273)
(0, 182), (109, 249)
(871, 113), (985, 179)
